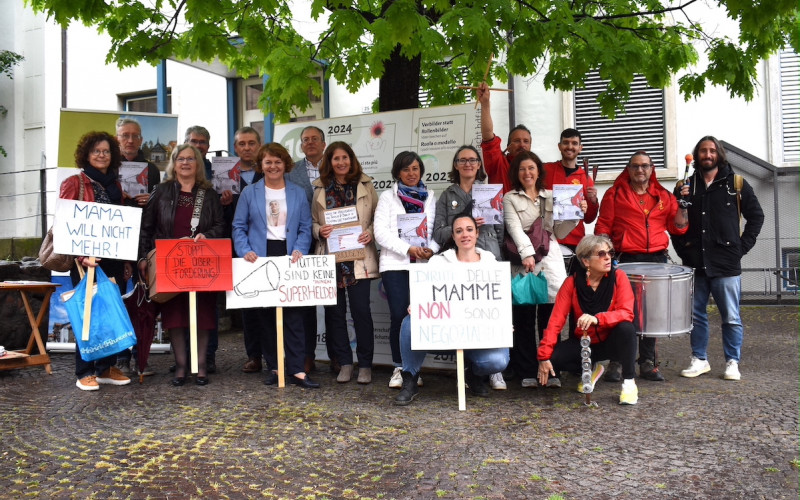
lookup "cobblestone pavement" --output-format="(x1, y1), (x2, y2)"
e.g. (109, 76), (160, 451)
(1, 306), (797, 499)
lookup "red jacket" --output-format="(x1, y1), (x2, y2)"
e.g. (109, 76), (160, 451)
(594, 168), (687, 254)
(542, 161), (599, 246)
(538, 268), (634, 361)
(480, 135), (513, 193)
(60, 172), (100, 202)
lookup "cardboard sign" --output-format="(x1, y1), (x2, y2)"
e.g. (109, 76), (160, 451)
(52, 199), (142, 261)
(226, 255), (337, 309)
(152, 239), (233, 293)
(409, 262), (512, 350)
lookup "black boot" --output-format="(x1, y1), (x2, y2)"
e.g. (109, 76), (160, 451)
(466, 366), (489, 397)
(394, 371), (419, 406)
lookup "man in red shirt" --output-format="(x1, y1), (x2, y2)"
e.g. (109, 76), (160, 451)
(477, 82), (532, 193)
(542, 129), (599, 250)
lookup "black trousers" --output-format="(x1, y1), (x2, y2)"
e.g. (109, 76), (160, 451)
(617, 251), (667, 365)
(511, 303), (555, 379)
(550, 321), (637, 380)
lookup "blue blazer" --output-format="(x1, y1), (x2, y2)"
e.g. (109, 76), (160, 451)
(232, 180), (312, 257)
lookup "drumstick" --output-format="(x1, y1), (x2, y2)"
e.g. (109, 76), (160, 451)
(475, 54), (494, 108)
(457, 86), (513, 92)
(683, 153), (693, 183)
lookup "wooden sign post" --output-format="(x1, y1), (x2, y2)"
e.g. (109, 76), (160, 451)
(152, 239), (233, 374)
(409, 262), (513, 411)
(227, 255), (337, 387)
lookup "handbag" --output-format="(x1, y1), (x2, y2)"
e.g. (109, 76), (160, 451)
(146, 187), (206, 303)
(39, 175), (85, 272)
(62, 266), (137, 362)
(511, 271), (549, 306)
(504, 213), (551, 265)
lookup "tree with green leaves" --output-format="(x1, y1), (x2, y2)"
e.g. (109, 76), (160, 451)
(1, 50), (25, 157)
(26, 0), (798, 120)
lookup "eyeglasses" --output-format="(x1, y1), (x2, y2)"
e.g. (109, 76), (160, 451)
(176, 157), (197, 164)
(628, 164), (652, 170)
(189, 139), (209, 146)
(593, 249), (615, 259)
(90, 149), (111, 157)
(118, 134), (142, 141)
(301, 136), (322, 144)
(456, 158), (481, 166)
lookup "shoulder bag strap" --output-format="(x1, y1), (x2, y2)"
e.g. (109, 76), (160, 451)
(190, 188), (206, 237)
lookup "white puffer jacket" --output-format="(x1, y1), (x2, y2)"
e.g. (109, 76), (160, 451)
(374, 183), (439, 273)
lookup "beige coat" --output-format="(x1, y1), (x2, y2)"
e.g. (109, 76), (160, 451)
(503, 189), (578, 302)
(312, 173), (379, 280)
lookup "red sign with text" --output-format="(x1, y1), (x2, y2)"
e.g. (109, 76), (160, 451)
(154, 239), (233, 292)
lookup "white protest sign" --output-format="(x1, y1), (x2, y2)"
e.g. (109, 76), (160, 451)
(52, 199), (142, 261)
(409, 262), (512, 350)
(226, 255), (337, 309)
(323, 206), (359, 225)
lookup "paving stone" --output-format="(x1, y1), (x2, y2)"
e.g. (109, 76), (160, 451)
(0, 305), (796, 499)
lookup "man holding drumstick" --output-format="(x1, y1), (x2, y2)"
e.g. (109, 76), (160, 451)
(595, 151), (689, 382)
(672, 136), (763, 381)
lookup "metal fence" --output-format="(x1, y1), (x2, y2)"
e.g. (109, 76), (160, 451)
(723, 141), (800, 304)
(0, 153), (52, 240)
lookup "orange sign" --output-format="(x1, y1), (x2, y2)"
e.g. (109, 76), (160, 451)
(153, 239), (233, 292)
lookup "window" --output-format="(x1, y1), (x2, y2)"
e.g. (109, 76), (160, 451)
(781, 247), (799, 292)
(121, 90), (172, 113)
(574, 73), (666, 174)
(245, 83), (263, 111)
(779, 50), (799, 163)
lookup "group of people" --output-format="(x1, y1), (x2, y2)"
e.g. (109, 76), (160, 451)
(60, 103), (763, 408)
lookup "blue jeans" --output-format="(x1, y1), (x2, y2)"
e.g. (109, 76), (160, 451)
(691, 274), (743, 362)
(381, 271), (410, 366)
(399, 316), (509, 377)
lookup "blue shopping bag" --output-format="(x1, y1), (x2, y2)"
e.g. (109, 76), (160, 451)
(62, 266), (137, 362)
(511, 271), (549, 306)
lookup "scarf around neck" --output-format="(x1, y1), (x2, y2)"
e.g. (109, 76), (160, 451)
(83, 165), (122, 204)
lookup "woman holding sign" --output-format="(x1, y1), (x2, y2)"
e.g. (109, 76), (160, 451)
(537, 235), (639, 405)
(374, 151), (438, 389)
(62, 131), (132, 391)
(138, 144), (224, 386)
(312, 142), (379, 384)
(394, 213), (510, 405)
(232, 143), (319, 389)
(503, 151), (585, 389)
(433, 145), (505, 389)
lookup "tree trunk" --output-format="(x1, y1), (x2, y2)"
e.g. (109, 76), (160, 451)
(378, 46), (421, 112)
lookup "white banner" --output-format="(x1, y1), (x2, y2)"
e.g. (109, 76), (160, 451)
(409, 262), (513, 350)
(274, 103), (483, 193)
(52, 199), (142, 261)
(226, 255), (337, 309)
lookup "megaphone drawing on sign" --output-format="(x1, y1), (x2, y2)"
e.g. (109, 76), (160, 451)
(234, 260), (281, 297)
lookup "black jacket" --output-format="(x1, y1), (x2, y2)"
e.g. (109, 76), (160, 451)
(138, 181), (225, 260)
(672, 163), (764, 277)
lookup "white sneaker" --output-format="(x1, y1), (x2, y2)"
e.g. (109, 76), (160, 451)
(521, 378), (539, 388)
(489, 372), (507, 390)
(388, 367), (403, 389)
(680, 356), (711, 378)
(723, 360), (741, 381)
